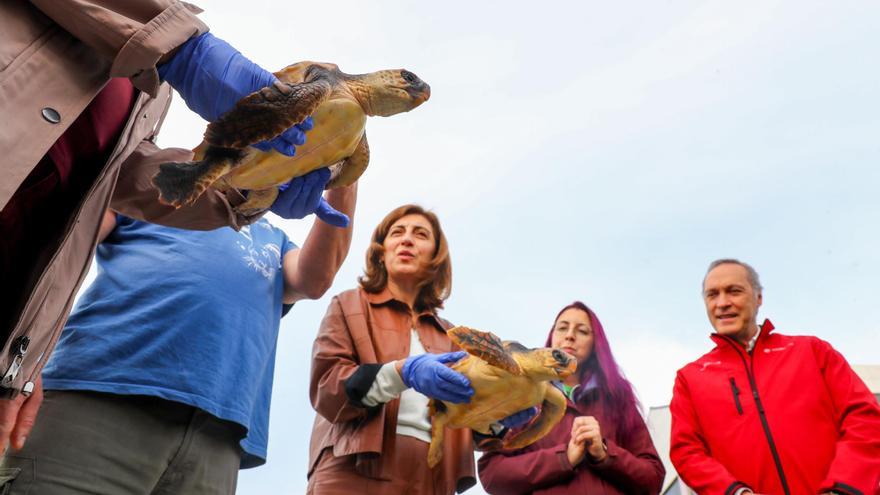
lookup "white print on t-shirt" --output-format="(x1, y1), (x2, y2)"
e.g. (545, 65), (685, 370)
(236, 225), (282, 280)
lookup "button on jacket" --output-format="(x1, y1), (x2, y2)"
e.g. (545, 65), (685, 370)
(0, 0), (260, 397)
(670, 320), (880, 495)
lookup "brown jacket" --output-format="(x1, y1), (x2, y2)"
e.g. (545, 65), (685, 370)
(309, 288), (477, 493)
(0, 0), (259, 398)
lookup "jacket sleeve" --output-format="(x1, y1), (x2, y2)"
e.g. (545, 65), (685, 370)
(29, 0), (207, 97)
(111, 140), (261, 230)
(477, 443), (576, 495)
(588, 416), (666, 495)
(309, 295), (374, 424)
(670, 370), (752, 495)
(813, 339), (880, 495)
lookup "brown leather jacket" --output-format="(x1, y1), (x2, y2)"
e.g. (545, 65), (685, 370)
(309, 288), (477, 493)
(0, 1), (259, 398)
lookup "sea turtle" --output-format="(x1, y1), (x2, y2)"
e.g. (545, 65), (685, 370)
(427, 327), (577, 468)
(152, 62), (431, 214)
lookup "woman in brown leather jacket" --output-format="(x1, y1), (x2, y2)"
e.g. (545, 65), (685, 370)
(307, 204), (529, 495)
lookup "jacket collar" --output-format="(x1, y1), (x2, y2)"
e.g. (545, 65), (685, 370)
(362, 287), (446, 329)
(710, 318), (775, 348)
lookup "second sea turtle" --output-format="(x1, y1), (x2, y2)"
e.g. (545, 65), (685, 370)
(427, 327), (577, 468)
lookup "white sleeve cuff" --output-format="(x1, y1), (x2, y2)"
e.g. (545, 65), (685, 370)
(361, 362), (408, 407)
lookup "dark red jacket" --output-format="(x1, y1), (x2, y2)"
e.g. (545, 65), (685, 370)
(478, 385), (664, 495)
(670, 320), (880, 495)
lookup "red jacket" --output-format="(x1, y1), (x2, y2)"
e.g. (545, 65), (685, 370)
(670, 320), (880, 495)
(478, 385), (664, 495)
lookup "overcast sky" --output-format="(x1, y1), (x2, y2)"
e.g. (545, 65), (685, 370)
(84, 1), (880, 493)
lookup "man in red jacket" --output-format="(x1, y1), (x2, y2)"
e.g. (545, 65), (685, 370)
(670, 259), (880, 495)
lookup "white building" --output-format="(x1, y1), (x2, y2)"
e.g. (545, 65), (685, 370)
(646, 365), (880, 494)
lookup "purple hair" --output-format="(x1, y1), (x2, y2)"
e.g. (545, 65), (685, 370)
(546, 301), (642, 444)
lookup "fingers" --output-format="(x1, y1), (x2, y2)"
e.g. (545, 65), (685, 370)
(271, 169), (337, 221)
(314, 199), (350, 228)
(0, 394), (26, 454)
(280, 126), (307, 146)
(434, 367), (474, 404)
(570, 416), (601, 442)
(270, 177), (303, 217)
(434, 381), (473, 404)
(297, 116), (315, 131)
(11, 380), (43, 451)
(436, 351), (468, 364)
(297, 174), (325, 215)
(500, 407), (538, 428)
(435, 364), (471, 389)
(252, 116), (313, 156)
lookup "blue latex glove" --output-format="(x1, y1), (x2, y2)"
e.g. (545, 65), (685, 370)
(499, 407), (538, 428)
(402, 351), (474, 404)
(158, 32), (309, 156)
(270, 168), (350, 227)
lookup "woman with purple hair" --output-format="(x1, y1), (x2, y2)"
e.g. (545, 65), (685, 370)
(477, 301), (665, 495)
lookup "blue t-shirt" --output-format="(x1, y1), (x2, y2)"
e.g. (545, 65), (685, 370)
(42, 215), (296, 468)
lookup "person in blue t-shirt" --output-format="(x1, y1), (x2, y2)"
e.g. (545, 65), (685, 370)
(0, 180), (357, 494)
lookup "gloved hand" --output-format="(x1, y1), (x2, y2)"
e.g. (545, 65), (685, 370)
(158, 32), (310, 156)
(270, 168), (350, 227)
(402, 351), (473, 403)
(498, 407), (538, 428)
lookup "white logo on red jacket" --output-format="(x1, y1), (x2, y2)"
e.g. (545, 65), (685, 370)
(763, 343), (794, 353)
(700, 360), (723, 371)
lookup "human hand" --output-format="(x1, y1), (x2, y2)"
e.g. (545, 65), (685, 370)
(400, 352), (473, 403)
(498, 407), (538, 429)
(0, 377), (43, 453)
(269, 168), (350, 227)
(158, 33), (311, 156)
(566, 416), (606, 466)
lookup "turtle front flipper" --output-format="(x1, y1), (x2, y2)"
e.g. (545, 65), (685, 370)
(501, 383), (566, 451)
(327, 132), (369, 189)
(152, 147), (246, 208)
(206, 79), (333, 149)
(448, 327), (522, 376)
(235, 187), (280, 216)
(427, 399), (449, 468)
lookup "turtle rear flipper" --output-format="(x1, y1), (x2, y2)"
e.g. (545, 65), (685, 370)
(448, 327), (522, 376)
(207, 79), (333, 149)
(427, 399), (449, 468)
(327, 132), (369, 189)
(502, 383), (566, 451)
(152, 147), (244, 207)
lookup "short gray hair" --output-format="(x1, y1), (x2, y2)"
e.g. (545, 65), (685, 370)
(703, 258), (763, 294)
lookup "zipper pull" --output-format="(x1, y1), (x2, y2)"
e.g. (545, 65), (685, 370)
(729, 377), (744, 414)
(1, 336), (30, 386)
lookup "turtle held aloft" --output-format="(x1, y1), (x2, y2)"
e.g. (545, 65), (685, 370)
(152, 62), (430, 214)
(427, 327), (577, 468)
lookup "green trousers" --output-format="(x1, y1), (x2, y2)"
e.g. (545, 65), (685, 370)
(1, 390), (243, 494)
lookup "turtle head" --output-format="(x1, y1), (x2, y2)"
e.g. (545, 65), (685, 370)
(349, 69), (431, 117)
(511, 346), (577, 381)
